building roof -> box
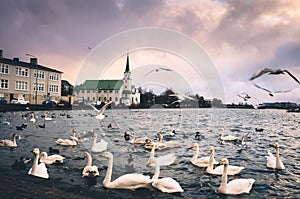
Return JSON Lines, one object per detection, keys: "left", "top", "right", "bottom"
{"left": 124, "top": 54, "right": 130, "bottom": 73}
{"left": 76, "top": 80, "right": 123, "bottom": 90}
{"left": 0, "top": 57, "right": 63, "bottom": 73}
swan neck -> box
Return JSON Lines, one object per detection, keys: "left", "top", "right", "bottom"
{"left": 103, "top": 156, "right": 113, "bottom": 186}
{"left": 32, "top": 153, "right": 39, "bottom": 173}
{"left": 192, "top": 145, "right": 199, "bottom": 161}
{"left": 150, "top": 145, "right": 155, "bottom": 158}
{"left": 13, "top": 135, "right": 17, "bottom": 146}
{"left": 275, "top": 147, "right": 281, "bottom": 168}
{"left": 152, "top": 158, "right": 160, "bottom": 180}
{"left": 220, "top": 164, "right": 228, "bottom": 190}
{"left": 86, "top": 153, "right": 92, "bottom": 166}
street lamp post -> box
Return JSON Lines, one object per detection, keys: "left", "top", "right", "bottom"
{"left": 25, "top": 53, "right": 38, "bottom": 105}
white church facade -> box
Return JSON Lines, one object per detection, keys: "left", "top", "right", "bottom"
{"left": 74, "top": 55, "right": 140, "bottom": 106}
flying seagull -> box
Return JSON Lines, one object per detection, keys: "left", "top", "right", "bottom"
{"left": 249, "top": 68, "right": 300, "bottom": 85}
{"left": 89, "top": 101, "right": 112, "bottom": 120}
{"left": 253, "top": 83, "right": 292, "bottom": 97}
{"left": 145, "top": 67, "right": 172, "bottom": 76}
{"left": 237, "top": 92, "right": 252, "bottom": 101}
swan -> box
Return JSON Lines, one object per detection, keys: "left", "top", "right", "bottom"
{"left": 266, "top": 143, "right": 285, "bottom": 170}
{"left": 189, "top": 143, "right": 217, "bottom": 167}
{"left": 146, "top": 143, "right": 176, "bottom": 166}
{"left": 0, "top": 132, "right": 18, "bottom": 147}
{"left": 145, "top": 133, "right": 180, "bottom": 150}
{"left": 218, "top": 158, "right": 255, "bottom": 195}
{"left": 39, "top": 152, "right": 65, "bottom": 165}
{"left": 101, "top": 152, "right": 152, "bottom": 190}
{"left": 90, "top": 101, "right": 112, "bottom": 120}
{"left": 44, "top": 113, "right": 53, "bottom": 121}
{"left": 55, "top": 137, "right": 78, "bottom": 146}
{"left": 144, "top": 139, "right": 168, "bottom": 150}
{"left": 220, "top": 128, "right": 238, "bottom": 141}
{"left": 91, "top": 133, "right": 108, "bottom": 153}
{"left": 205, "top": 146, "right": 244, "bottom": 175}
{"left": 82, "top": 151, "right": 99, "bottom": 177}
{"left": 129, "top": 131, "right": 149, "bottom": 145}
{"left": 147, "top": 157, "right": 184, "bottom": 193}
{"left": 28, "top": 148, "right": 49, "bottom": 179}
{"left": 30, "top": 113, "right": 36, "bottom": 123}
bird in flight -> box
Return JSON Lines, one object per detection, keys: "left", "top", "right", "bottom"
{"left": 145, "top": 67, "right": 172, "bottom": 76}
{"left": 89, "top": 101, "right": 112, "bottom": 120}
{"left": 237, "top": 92, "right": 252, "bottom": 101}
{"left": 252, "top": 83, "right": 292, "bottom": 97}
{"left": 249, "top": 68, "right": 300, "bottom": 85}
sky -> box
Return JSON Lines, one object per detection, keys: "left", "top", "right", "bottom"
{"left": 1, "top": 0, "right": 300, "bottom": 104}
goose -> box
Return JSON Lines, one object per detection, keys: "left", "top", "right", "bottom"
{"left": 220, "top": 128, "right": 238, "bottom": 141}
{"left": 82, "top": 151, "right": 99, "bottom": 177}
{"left": 0, "top": 132, "right": 18, "bottom": 147}
{"left": 55, "top": 137, "right": 78, "bottom": 146}
{"left": 218, "top": 158, "right": 255, "bottom": 195}
{"left": 147, "top": 157, "right": 184, "bottom": 193}
{"left": 101, "top": 152, "right": 152, "bottom": 190}
{"left": 146, "top": 143, "right": 176, "bottom": 167}
{"left": 266, "top": 143, "right": 285, "bottom": 170}
{"left": 91, "top": 133, "right": 108, "bottom": 153}
{"left": 28, "top": 148, "right": 49, "bottom": 179}
{"left": 189, "top": 143, "right": 217, "bottom": 167}
{"left": 39, "top": 152, "right": 65, "bottom": 165}
{"left": 205, "top": 146, "right": 244, "bottom": 175}
{"left": 90, "top": 101, "right": 112, "bottom": 120}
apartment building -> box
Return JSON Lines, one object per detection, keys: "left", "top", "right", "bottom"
{"left": 0, "top": 49, "right": 63, "bottom": 104}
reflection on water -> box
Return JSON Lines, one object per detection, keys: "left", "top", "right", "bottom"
{"left": 0, "top": 108, "right": 299, "bottom": 198}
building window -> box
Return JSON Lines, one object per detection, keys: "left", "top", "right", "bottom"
{"left": 0, "top": 79, "right": 8, "bottom": 89}
{"left": 49, "top": 85, "right": 59, "bottom": 93}
{"left": 16, "top": 67, "right": 28, "bottom": 77}
{"left": 49, "top": 73, "right": 59, "bottom": 81}
{"left": 15, "top": 81, "right": 28, "bottom": 91}
{"left": 87, "top": 90, "right": 90, "bottom": 93}
{"left": 34, "top": 83, "right": 44, "bottom": 92}
{"left": 115, "top": 97, "right": 118, "bottom": 101}
{"left": 0, "top": 64, "right": 9, "bottom": 74}
{"left": 34, "top": 70, "right": 45, "bottom": 79}
{"left": 81, "top": 90, "right": 85, "bottom": 93}
{"left": 109, "top": 90, "right": 113, "bottom": 93}
{"left": 115, "top": 90, "right": 118, "bottom": 93}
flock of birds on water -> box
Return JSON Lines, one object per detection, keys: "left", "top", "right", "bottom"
{"left": 0, "top": 101, "right": 288, "bottom": 196}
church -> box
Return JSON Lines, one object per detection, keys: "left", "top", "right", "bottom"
{"left": 74, "top": 55, "right": 140, "bottom": 106}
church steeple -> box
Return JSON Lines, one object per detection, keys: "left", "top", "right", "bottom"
{"left": 124, "top": 54, "right": 130, "bottom": 73}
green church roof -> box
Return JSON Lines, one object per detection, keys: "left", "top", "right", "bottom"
{"left": 76, "top": 80, "right": 123, "bottom": 90}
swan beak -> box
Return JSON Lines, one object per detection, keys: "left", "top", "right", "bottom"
{"left": 219, "top": 159, "right": 226, "bottom": 165}
{"left": 101, "top": 153, "right": 107, "bottom": 157}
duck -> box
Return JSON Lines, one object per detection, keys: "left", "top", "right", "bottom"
{"left": 91, "top": 133, "right": 108, "bottom": 153}
{"left": 101, "top": 152, "right": 152, "bottom": 190}
{"left": 49, "top": 147, "right": 60, "bottom": 154}
{"left": 55, "top": 137, "right": 78, "bottom": 146}
{"left": 147, "top": 157, "right": 183, "bottom": 193}
{"left": 205, "top": 146, "right": 244, "bottom": 175}
{"left": 146, "top": 143, "right": 176, "bottom": 167}
{"left": 36, "top": 124, "right": 46, "bottom": 128}
{"left": 189, "top": 143, "right": 217, "bottom": 167}
{"left": 124, "top": 131, "right": 131, "bottom": 141}
{"left": 266, "top": 143, "right": 285, "bottom": 170}
{"left": 220, "top": 128, "right": 238, "bottom": 141}
{"left": 218, "top": 158, "right": 255, "bottom": 195}
{"left": 90, "top": 101, "right": 112, "bottom": 120}
{"left": 39, "top": 152, "right": 65, "bottom": 165}
{"left": 12, "top": 157, "right": 31, "bottom": 170}
{"left": 82, "top": 151, "right": 99, "bottom": 177}
{"left": 0, "top": 132, "right": 18, "bottom": 147}
{"left": 28, "top": 148, "right": 49, "bottom": 179}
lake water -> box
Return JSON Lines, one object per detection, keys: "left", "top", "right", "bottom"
{"left": 0, "top": 108, "right": 299, "bottom": 198}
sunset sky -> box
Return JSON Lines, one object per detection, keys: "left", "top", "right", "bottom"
{"left": 1, "top": 0, "right": 300, "bottom": 104}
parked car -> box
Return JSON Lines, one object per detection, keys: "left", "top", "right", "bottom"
{"left": 0, "top": 97, "right": 7, "bottom": 104}
{"left": 11, "top": 97, "right": 30, "bottom": 104}
{"left": 42, "top": 99, "right": 57, "bottom": 107}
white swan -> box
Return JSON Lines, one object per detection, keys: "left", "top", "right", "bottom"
{"left": 206, "top": 146, "right": 244, "bottom": 175}
{"left": 90, "top": 101, "right": 112, "bottom": 120}
{"left": 130, "top": 131, "right": 149, "bottom": 145}
{"left": 39, "top": 152, "right": 65, "bottom": 165}
{"left": 220, "top": 128, "right": 238, "bottom": 141}
{"left": 266, "top": 143, "right": 285, "bottom": 170}
{"left": 145, "top": 133, "right": 180, "bottom": 150}
{"left": 91, "top": 133, "right": 108, "bottom": 153}
{"left": 30, "top": 113, "right": 36, "bottom": 123}
{"left": 218, "top": 158, "right": 255, "bottom": 195}
{"left": 189, "top": 143, "right": 217, "bottom": 167}
{"left": 144, "top": 139, "right": 168, "bottom": 150}
{"left": 0, "top": 132, "right": 18, "bottom": 147}
{"left": 82, "top": 151, "right": 99, "bottom": 177}
{"left": 28, "top": 148, "right": 49, "bottom": 179}
{"left": 55, "top": 137, "right": 78, "bottom": 146}
{"left": 147, "top": 157, "right": 184, "bottom": 193}
{"left": 146, "top": 143, "right": 176, "bottom": 167}
{"left": 101, "top": 152, "right": 152, "bottom": 190}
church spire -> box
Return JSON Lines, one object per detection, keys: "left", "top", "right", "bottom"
{"left": 124, "top": 54, "right": 130, "bottom": 73}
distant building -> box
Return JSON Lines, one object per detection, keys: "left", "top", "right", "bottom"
{"left": 74, "top": 55, "right": 140, "bottom": 106}
{"left": 0, "top": 49, "right": 63, "bottom": 104}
